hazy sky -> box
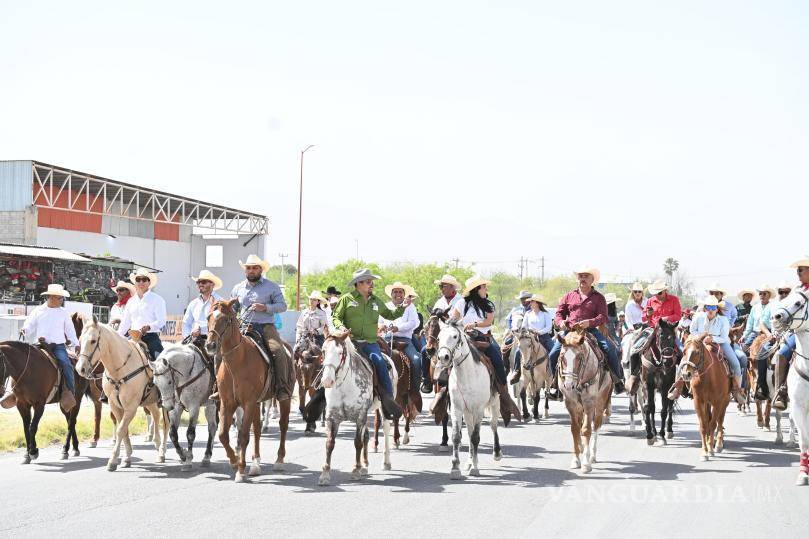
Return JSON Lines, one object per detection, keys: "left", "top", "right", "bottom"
{"left": 1, "top": 1, "right": 806, "bottom": 295}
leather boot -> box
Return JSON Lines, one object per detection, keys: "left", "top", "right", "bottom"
{"left": 509, "top": 369, "right": 521, "bottom": 385}
{"left": 304, "top": 387, "right": 326, "bottom": 422}
{"left": 612, "top": 372, "right": 625, "bottom": 394}
{"left": 626, "top": 374, "right": 639, "bottom": 396}
{"left": 667, "top": 378, "right": 685, "bottom": 400}
{"left": 0, "top": 391, "right": 17, "bottom": 409}
{"left": 430, "top": 386, "right": 448, "bottom": 416}
{"left": 209, "top": 381, "right": 220, "bottom": 401}
{"left": 497, "top": 382, "right": 521, "bottom": 426}
{"left": 548, "top": 377, "right": 563, "bottom": 401}
{"left": 731, "top": 375, "right": 745, "bottom": 405}
{"left": 420, "top": 380, "right": 433, "bottom": 394}
{"left": 773, "top": 354, "right": 789, "bottom": 411}
{"left": 381, "top": 393, "right": 402, "bottom": 420}
{"left": 60, "top": 390, "right": 77, "bottom": 412}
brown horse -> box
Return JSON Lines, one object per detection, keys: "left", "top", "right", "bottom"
{"left": 729, "top": 324, "right": 752, "bottom": 415}
{"left": 423, "top": 308, "right": 453, "bottom": 450}
{"left": 206, "top": 299, "right": 291, "bottom": 482}
{"left": 681, "top": 335, "right": 731, "bottom": 460}
{"left": 373, "top": 338, "right": 423, "bottom": 450}
{"left": 294, "top": 333, "right": 324, "bottom": 434}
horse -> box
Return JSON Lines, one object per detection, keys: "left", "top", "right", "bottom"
{"left": 514, "top": 328, "right": 552, "bottom": 422}
{"left": 151, "top": 343, "right": 218, "bottom": 471}
{"left": 749, "top": 334, "right": 797, "bottom": 445}
{"left": 771, "top": 290, "right": 809, "bottom": 485}
{"left": 435, "top": 319, "right": 501, "bottom": 480}
{"left": 205, "top": 299, "right": 291, "bottom": 482}
{"left": 294, "top": 332, "right": 324, "bottom": 434}
{"left": 620, "top": 331, "right": 641, "bottom": 433}
{"left": 423, "top": 307, "right": 451, "bottom": 451}
{"left": 680, "top": 335, "right": 731, "bottom": 460}
{"left": 638, "top": 320, "right": 678, "bottom": 445}
{"left": 556, "top": 328, "right": 613, "bottom": 474}
{"left": 373, "top": 336, "right": 423, "bottom": 450}
{"left": 76, "top": 317, "right": 168, "bottom": 470}
{"left": 317, "top": 332, "right": 396, "bottom": 486}
{"left": 729, "top": 324, "right": 752, "bottom": 415}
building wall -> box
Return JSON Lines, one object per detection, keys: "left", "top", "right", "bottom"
{"left": 0, "top": 160, "right": 32, "bottom": 211}
{"left": 189, "top": 234, "right": 268, "bottom": 296}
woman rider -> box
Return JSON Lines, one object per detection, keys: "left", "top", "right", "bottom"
{"left": 295, "top": 290, "right": 329, "bottom": 348}
{"left": 510, "top": 294, "right": 554, "bottom": 385}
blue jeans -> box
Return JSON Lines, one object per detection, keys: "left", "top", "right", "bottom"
{"left": 483, "top": 339, "right": 507, "bottom": 385}
{"left": 513, "top": 333, "right": 554, "bottom": 371}
{"left": 141, "top": 332, "right": 164, "bottom": 361}
{"left": 549, "top": 328, "right": 622, "bottom": 378}
{"left": 359, "top": 342, "right": 393, "bottom": 396}
{"left": 719, "top": 341, "right": 741, "bottom": 377}
{"left": 395, "top": 337, "right": 422, "bottom": 388}
{"left": 52, "top": 343, "right": 76, "bottom": 394}
{"left": 779, "top": 333, "right": 796, "bottom": 358}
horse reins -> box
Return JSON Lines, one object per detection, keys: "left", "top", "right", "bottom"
{"left": 559, "top": 340, "right": 599, "bottom": 392}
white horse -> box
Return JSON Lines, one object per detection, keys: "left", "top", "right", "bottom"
{"left": 435, "top": 320, "right": 501, "bottom": 479}
{"left": 152, "top": 343, "right": 218, "bottom": 471}
{"left": 76, "top": 318, "right": 168, "bottom": 471}
{"left": 514, "top": 328, "right": 552, "bottom": 422}
{"left": 771, "top": 289, "right": 809, "bottom": 485}
{"left": 317, "top": 333, "right": 396, "bottom": 486}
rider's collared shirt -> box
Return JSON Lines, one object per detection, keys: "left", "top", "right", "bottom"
{"left": 182, "top": 292, "right": 223, "bottom": 338}
{"left": 296, "top": 307, "right": 329, "bottom": 341}
{"left": 736, "top": 302, "right": 753, "bottom": 320}
{"left": 521, "top": 309, "right": 553, "bottom": 334}
{"left": 690, "top": 312, "right": 730, "bottom": 344}
{"left": 380, "top": 301, "right": 419, "bottom": 339}
{"left": 230, "top": 277, "right": 287, "bottom": 325}
{"left": 332, "top": 290, "right": 404, "bottom": 342}
{"left": 643, "top": 294, "right": 682, "bottom": 328}
{"left": 743, "top": 301, "right": 775, "bottom": 339}
{"left": 117, "top": 290, "right": 167, "bottom": 336}
{"left": 23, "top": 304, "right": 79, "bottom": 346}
{"left": 554, "top": 288, "right": 608, "bottom": 329}
{"left": 432, "top": 293, "right": 462, "bottom": 313}
{"left": 624, "top": 298, "right": 647, "bottom": 327}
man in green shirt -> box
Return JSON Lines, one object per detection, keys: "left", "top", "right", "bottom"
{"left": 331, "top": 268, "right": 407, "bottom": 419}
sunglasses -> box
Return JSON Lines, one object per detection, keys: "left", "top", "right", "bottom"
{"left": 135, "top": 277, "right": 150, "bottom": 283}
{"left": 197, "top": 280, "right": 212, "bottom": 285}
{"left": 632, "top": 291, "right": 642, "bottom": 294}
{"left": 656, "top": 292, "right": 665, "bottom": 296}
{"left": 704, "top": 305, "right": 718, "bottom": 311}
{"left": 116, "top": 288, "right": 129, "bottom": 293}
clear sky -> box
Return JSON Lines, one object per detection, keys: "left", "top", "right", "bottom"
{"left": 1, "top": 1, "right": 806, "bottom": 295}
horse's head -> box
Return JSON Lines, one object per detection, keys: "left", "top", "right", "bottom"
{"left": 206, "top": 299, "right": 238, "bottom": 356}
{"left": 77, "top": 314, "right": 103, "bottom": 378}
{"left": 515, "top": 328, "right": 540, "bottom": 360}
{"left": 558, "top": 328, "right": 588, "bottom": 392}
{"left": 656, "top": 319, "right": 678, "bottom": 362}
{"left": 151, "top": 347, "right": 180, "bottom": 412}
{"left": 321, "top": 331, "right": 351, "bottom": 388}
{"left": 424, "top": 308, "right": 450, "bottom": 358}
{"left": 680, "top": 335, "right": 707, "bottom": 382}
{"left": 771, "top": 289, "right": 809, "bottom": 333}
{"left": 435, "top": 319, "right": 465, "bottom": 374}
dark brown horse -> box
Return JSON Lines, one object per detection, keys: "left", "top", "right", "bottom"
{"left": 206, "top": 299, "right": 292, "bottom": 482}
{"left": 294, "top": 332, "right": 324, "bottom": 434}
{"left": 373, "top": 338, "right": 423, "bottom": 450}
{"left": 423, "top": 307, "right": 451, "bottom": 451}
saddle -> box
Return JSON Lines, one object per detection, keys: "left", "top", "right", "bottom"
{"left": 467, "top": 329, "right": 492, "bottom": 351}
{"left": 36, "top": 342, "right": 77, "bottom": 407}
{"left": 354, "top": 340, "right": 391, "bottom": 401}
{"left": 582, "top": 332, "right": 607, "bottom": 368}
{"left": 630, "top": 326, "right": 655, "bottom": 356}
{"left": 706, "top": 341, "right": 732, "bottom": 378}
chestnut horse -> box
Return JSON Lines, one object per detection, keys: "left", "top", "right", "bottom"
{"left": 681, "top": 335, "right": 731, "bottom": 460}
{"left": 295, "top": 333, "right": 324, "bottom": 434}
{"left": 206, "top": 299, "right": 291, "bottom": 482}
{"left": 373, "top": 338, "right": 423, "bottom": 450}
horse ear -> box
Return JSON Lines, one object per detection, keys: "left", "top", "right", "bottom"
{"left": 91, "top": 314, "right": 98, "bottom": 325}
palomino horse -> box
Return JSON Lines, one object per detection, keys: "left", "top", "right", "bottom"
{"left": 680, "top": 335, "right": 731, "bottom": 460}
{"left": 514, "top": 328, "right": 552, "bottom": 422}
{"left": 423, "top": 308, "right": 451, "bottom": 451}
{"left": 435, "top": 320, "right": 502, "bottom": 480}
{"left": 749, "top": 334, "right": 797, "bottom": 445}
{"left": 556, "top": 328, "right": 613, "bottom": 474}
{"left": 318, "top": 332, "right": 396, "bottom": 486}
{"left": 638, "top": 320, "right": 677, "bottom": 445}
{"left": 295, "top": 332, "right": 324, "bottom": 434}
{"left": 152, "top": 343, "right": 218, "bottom": 471}
{"left": 771, "top": 289, "right": 809, "bottom": 485}
{"left": 0, "top": 324, "right": 89, "bottom": 463}
{"left": 76, "top": 318, "right": 168, "bottom": 470}
{"left": 206, "top": 299, "right": 291, "bottom": 482}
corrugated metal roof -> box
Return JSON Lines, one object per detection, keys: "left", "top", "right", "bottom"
{"left": 0, "top": 243, "right": 90, "bottom": 262}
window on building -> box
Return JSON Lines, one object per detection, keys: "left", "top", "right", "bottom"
{"left": 206, "top": 245, "right": 223, "bottom": 268}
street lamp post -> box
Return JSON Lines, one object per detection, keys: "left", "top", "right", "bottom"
{"left": 296, "top": 144, "right": 315, "bottom": 311}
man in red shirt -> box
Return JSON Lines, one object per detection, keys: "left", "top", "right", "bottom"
{"left": 548, "top": 266, "right": 625, "bottom": 395}
{"left": 643, "top": 280, "right": 683, "bottom": 328}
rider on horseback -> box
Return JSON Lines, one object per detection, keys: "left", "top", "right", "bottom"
{"left": 117, "top": 268, "right": 167, "bottom": 361}
{"left": 380, "top": 282, "right": 423, "bottom": 394}
{"left": 707, "top": 283, "right": 748, "bottom": 380}
{"left": 772, "top": 259, "right": 809, "bottom": 410}
{"left": 20, "top": 284, "right": 79, "bottom": 411}
{"left": 331, "top": 268, "right": 407, "bottom": 420}
{"left": 109, "top": 280, "right": 134, "bottom": 329}
{"left": 183, "top": 270, "right": 224, "bottom": 348}
{"left": 735, "top": 288, "right": 755, "bottom": 323}
{"left": 509, "top": 294, "right": 554, "bottom": 387}
{"left": 742, "top": 284, "right": 778, "bottom": 401}
{"left": 624, "top": 282, "right": 647, "bottom": 331}
{"left": 420, "top": 274, "right": 463, "bottom": 393}
{"left": 548, "top": 266, "right": 625, "bottom": 394}
{"left": 295, "top": 291, "right": 329, "bottom": 348}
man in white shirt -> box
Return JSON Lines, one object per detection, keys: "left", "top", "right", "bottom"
{"left": 183, "top": 270, "right": 224, "bottom": 347}
{"left": 21, "top": 284, "right": 79, "bottom": 410}
{"left": 624, "top": 282, "right": 647, "bottom": 330}
{"left": 117, "top": 268, "right": 167, "bottom": 360}
{"left": 381, "top": 282, "right": 423, "bottom": 390}
{"left": 431, "top": 274, "right": 462, "bottom": 312}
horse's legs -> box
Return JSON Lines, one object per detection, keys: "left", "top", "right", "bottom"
{"left": 202, "top": 402, "right": 217, "bottom": 466}
{"left": 715, "top": 400, "right": 728, "bottom": 453}
{"left": 520, "top": 388, "right": 529, "bottom": 420}
{"left": 168, "top": 407, "right": 184, "bottom": 464}
{"left": 275, "top": 398, "right": 291, "bottom": 470}
{"left": 567, "top": 405, "right": 582, "bottom": 469}
{"left": 61, "top": 408, "right": 71, "bottom": 458}
{"left": 440, "top": 414, "right": 450, "bottom": 450}
{"left": 235, "top": 403, "right": 255, "bottom": 482}
{"left": 373, "top": 410, "right": 380, "bottom": 452}
{"left": 450, "top": 405, "right": 463, "bottom": 479}
{"left": 532, "top": 389, "right": 540, "bottom": 421}
{"left": 774, "top": 409, "right": 784, "bottom": 444}
{"left": 643, "top": 379, "right": 655, "bottom": 444}
{"left": 70, "top": 403, "right": 81, "bottom": 455}
{"left": 296, "top": 366, "right": 306, "bottom": 416}
{"left": 491, "top": 402, "right": 502, "bottom": 461}
{"left": 249, "top": 409, "right": 261, "bottom": 477}
{"left": 382, "top": 416, "right": 392, "bottom": 471}
{"left": 467, "top": 419, "right": 481, "bottom": 476}
{"left": 764, "top": 399, "right": 772, "bottom": 431}
{"left": 108, "top": 405, "right": 133, "bottom": 470}
{"left": 91, "top": 393, "right": 101, "bottom": 447}
{"left": 217, "top": 402, "right": 238, "bottom": 471}
{"left": 362, "top": 421, "right": 370, "bottom": 469}
{"left": 755, "top": 399, "right": 764, "bottom": 428}
{"left": 144, "top": 403, "right": 165, "bottom": 463}
{"left": 17, "top": 404, "right": 32, "bottom": 464}
{"left": 351, "top": 421, "right": 364, "bottom": 480}
{"left": 319, "top": 416, "right": 338, "bottom": 486}
{"left": 659, "top": 394, "right": 670, "bottom": 445}
{"left": 186, "top": 405, "right": 200, "bottom": 469}
{"left": 666, "top": 396, "right": 674, "bottom": 436}
{"left": 393, "top": 416, "right": 401, "bottom": 449}
{"left": 29, "top": 404, "right": 45, "bottom": 460}
{"left": 580, "top": 409, "right": 593, "bottom": 473}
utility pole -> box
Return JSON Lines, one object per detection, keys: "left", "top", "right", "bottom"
{"left": 296, "top": 144, "right": 315, "bottom": 312}
{"left": 518, "top": 256, "right": 526, "bottom": 281}
{"left": 451, "top": 257, "right": 460, "bottom": 270}
{"left": 278, "top": 253, "right": 288, "bottom": 287}
{"left": 540, "top": 256, "right": 545, "bottom": 286}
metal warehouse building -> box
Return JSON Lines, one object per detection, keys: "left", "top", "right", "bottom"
{"left": 0, "top": 160, "right": 269, "bottom": 315}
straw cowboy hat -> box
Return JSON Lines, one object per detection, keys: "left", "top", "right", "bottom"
{"left": 736, "top": 288, "right": 755, "bottom": 302}
{"left": 706, "top": 282, "right": 727, "bottom": 295}
{"left": 129, "top": 268, "right": 158, "bottom": 289}
{"left": 604, "top": 293, "right": 619, "bottom": 304}
{"left": 41, "top": 283, "right": 70, "bottom": 298}
{"left": 756, "top": 284, "right": 776, "bottom": 297}
{"left": 647, "top": 280, "right": 668, "bottom": 295}
{"left": 111, "top": 280, "right": 136, "bottom": 295}
{"left": 405, "top": 286, "right": 419, "bottom": 298}
{"left": 527, "top": 293, "right": 546, "bottom": 305}
{"left": 433, "top": 274, "right": 462, "bottom": 289}
{"left": 238, "top": 254, "right": 270, "bottom": 273}
{"left": 191, "top": 269, "right": 223, "bottom": 291}
{"left": 776, "top": 280, "right": 792, "bottom": 292}
{"left": 308, "top": 290, "right": 327, "bottom": 306}
{"left": 384, "top": 281, "right": 409, "bottom": 298}
{"left": 347, "top": 268, "right": 381, "bottom": 287}
{"left": 573, "top": 265, "right": 600, "bottom": 285}
{"left": 462, "top": 275, "right": 491, "bottom": 297}
{"left": 630, "top": 282, "right": 645, "bottom": 292}
{"left": 789, "top": 255, "right": 809, "bottom": 268}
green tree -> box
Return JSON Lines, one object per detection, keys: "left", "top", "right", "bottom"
{"left": 663, "top": 257, "right": 679, "bottom": 285}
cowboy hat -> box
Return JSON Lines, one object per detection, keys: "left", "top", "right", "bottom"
{"left": 308, "top": 290, "right": 327, "bottom": 305}
{"left": 736, "top": 288, "right": 755, "bottom": 302}
{"left": 756, "top": 284, "right": 776, "bottom": 297}
{"left": 405, "top": 286, "right": 419, "bottom": 298}
{"left": 433, "top": 274, "right": 461, "bottom": 289}
{"left": 111, "top": 280, "right": 136, "bottom": 295}
{"left": 776, "top": 281, "right": 792, "bottom": 292}
{"left": 630, "top": 282, "right": 645, "bottom": 292}
{"left": 462, "top": 275, "right": 491, "bottom": 297}
{"left": 129, "top": 268, "right": 158, "bottom": 289}
{"left": 647, "top": 280, "right": 668, "bottom": 295}
{"left": 238, "top": 254, "right": 270, "bottom": 273}
{"left": 516, "top": 290, "right": 532, "bottom": 300}
{"left": 325, "top": 285, "right": 342, "bottom": 296}
{"left": 706, "top": 282, "right": 727, "bottom": 295}
{"left": 527, "top": 293, "right": 546, "bottom": 305}
{"left": 604, "top": 292, "right": 618, "bottom": 304}
{"left": 347, "top": 268, "right": 381, "bottom": 287}
{"left": 702, "top": 295, "right": 720, "bottom": 307}
{"left": 329, "top": 295, "right": 340, "bottom": 305}
{"left": 191, "top": 269, "right": 223, "bottom": 291}
{"left": 40, "top": 283, "right": 70, "bottom": 298}
{"left": 384, "top": 281, "right": 409, "bottom": 298}
{"left": 573, "top": 265, "right": 600, "bottom": 285}
{"left": 789, "top": 255, "right": 809, "bottom": 268}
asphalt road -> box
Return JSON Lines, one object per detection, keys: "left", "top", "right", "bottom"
{"left": 0, "top": 394, "right": 806, "bottom": 538}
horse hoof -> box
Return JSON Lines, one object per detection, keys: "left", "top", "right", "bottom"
{"left": 534, "top": 418, "right": 541, "bottom": 424}
{"left": 21, "top": 455, "right": 31, "bottom": 465}
{"left": 439, "top": 444, "right": 450, "bottom": 453}
{"left": 450, "top": 469, "right": 463, "bottom": 480}
{"left": 522, "top": 414, "right": 531, "bottom": 421}
{"left": 107, "top": 463, "right": 118, "bottom": 471}
{"left": 646, "top": 438, "right": 655, "bottom": 446}
{"left": 262, "top": 426, "right": 269, "bottom": 434}
{"left": 786, "top": 441, "right": 796, "bottom": 449}
{"left": 383, "top": 462, "right": 392, "bottom": 471}
{"left": 123, "top": 459, "right": 132, "bottom": 468}
{"left": 796, "top": 473, "right": 809, "bottom": 486}
{"left": 361, "top": 467, "right": 369, "bottom": 477}
{"left": 667, "top": 430, "right": 674, "bottom": 437}
{"left": 201, "top": 458, "right": 211, "bottom": 468}
{"left": 716, "top": 445, "right": 724, "bottom": 454}
{"left": 156, "top": 455, "right": 165, "bottom": 464}
{"left": 350, "top": 469, "right": 363, "bottom": 481}
{"left": 709, "top": 450, "right": 715, "bottom": 457}
{"left": 272, "top": 461, "right": 284, "bottom": 472}
{"left": 30, "top": 450, "right": 39, "bottom": 461}
{"left": 469, "top": 468, "right": 480, "bottom": 477}
{"left": 581, "top": 463, "right": 592, "bottom": 474}
{"left": 775, "top": 438, "right": 784, "bottom": 446}
{"left": 394, "top": 441, "right": 400, "bottom": 449}
{"left": 569, "top": 458, "right": 580, "bottom": 469}
{"left": 89, "top": 441, "right": 97, "bottom": 448}
{"left": 629, "top": 424, "right": 635, "bottom": 432}
{"left": 494, "top": 452, "right": 502, "bottom": 462}
{"left": 318, "top": 473, "right": 331, "bottom": 486}
{"left": 61, "top": 452, "right": 68, "bottom": 460}
{"left": 659, "top": 437, "right": 668, "bottom": 446}
{"left": 701, "top": 454, "right": 709, "bottom": 462}
{"left": 235, "top": 472, "right": 246, "bottom": 483}
{"left": 72, "top": 450, "right": 80, "bottom": 457}
{"left": 756, "top": 419, "right": 764, "bottom": 428}
{"left": 543, "top": 411, "right": 550, "bottom": 419}
{"left": 589, "top": 456, "right": 598, "bottom": 464}
{"left": 249, "top": 464, "right": 261, "bottom": 477}
{"left": 403, "top": 434, "right": 410, "bottom": 445}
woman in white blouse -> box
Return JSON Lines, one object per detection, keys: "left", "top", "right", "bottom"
{"left": 511, "top": 294, "right": 554, "bottom": 382}
{"left": 295, "top": 291, "right": 329, "bottom": 347}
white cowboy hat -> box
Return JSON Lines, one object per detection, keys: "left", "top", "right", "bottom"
{"left": 618, "top": 311, "right": 625, "bottom": 317}
{"left": 736, "top": 288, "right": 755, "bottom": 302}
{"left": 527, "top": 293, "right": 546, "bottom": 305}
{"left": 405, "top": 286, "right": 419, "bottom": 298}
{"left": 702, "top": 295, "right": 720, "bottom": 307}
{"left": 756, "top": 284, "right": 776, "bottom": 297}
{"left": 516, "top": 290, "right": 532, "bottom": 300}
{"left": 433, "top": 274, "right": 461, "bottom": 289}
{"left": 329, "top": 295, "right": 340, "bottom": 305}
{"left": 347, "top": 268, "right": 381, "bottom": 287}
{"left": 604, "top": 292, "right": 618, "bottom": 304}
{"left": 129, "top": 268, "right": 158, "bottom": 289}
{"left": 573, "top": 265, "right": 601, "bottom": 285}
{"left": 789, "top": 255, "right": 809, "bottom": 268}
{"left": 41, "top": 283, "right": 70, "bottom": 298}
{"left": 776, "top": 281, "right": 792, "bottom": 292}
{"left": 238, "top": 254, "right": 270, "bottom": 273}
{"left": 191, "top": 269, "right": 223, "bottom": 291}
{"left": 308, "top": 290, "right": 327, "bottom": 306}
{"left": 110, "top": 280, "right": 136, "bottom": 295}
{"left": 630, "top": 282, "right": 645, "bottom": 292}
{"left": 462, "top": 275, "right": 491, "bottom": 297}
{"left": 384, "top": 281, "right": 409, "bottom": 298}
{"left": 706, "top": 282, "right": 727, "bottom": 295}
{"left": 647, "top": 280, "right": 668, "bottom": 295}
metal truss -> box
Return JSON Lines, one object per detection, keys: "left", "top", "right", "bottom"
{"left": 30, "top": 161, "right": 268, "bottom": 235}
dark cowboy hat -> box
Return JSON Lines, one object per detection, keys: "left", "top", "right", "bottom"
{"left": 325, "top": 285, "right": 342, "bottom": 295}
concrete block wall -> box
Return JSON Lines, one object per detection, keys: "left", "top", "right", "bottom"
{"left": 0, "top": 211, "right": 25, "bottom": 243}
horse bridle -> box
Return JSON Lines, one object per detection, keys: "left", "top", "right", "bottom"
{"left": 773, "top": 290, "right": 809, "bottom": 332}
{"left": 436, "top": 325, "right": 469, "bottom": 369}
{"left": 319, "top": 338, "right": 349, "bottom": 387}
{"left": 78, "top": 331, "right": 103, "bottom": 374}
{"left": 559, "top": 340, "right": 597, "bottom": 392}
{"left": 207, "top": 309, "right": 245, "bottom": 358}
{"left": 516, "top": 329, "right": 545, "bottom": 370}
{"left": 680, "top": 339, "right": 716, "bottom": 378}
{"left": 153, "top": 351, "right": 208, "bottom": 402}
